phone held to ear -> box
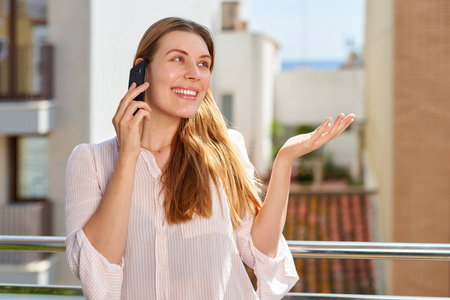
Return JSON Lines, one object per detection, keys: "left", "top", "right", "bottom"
{"left": 128, "top": 59, "right": 148, "bottom": 101}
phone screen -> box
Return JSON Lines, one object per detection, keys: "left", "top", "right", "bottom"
{"left": 128, "top": 59, "right": 148, "bottom": 101}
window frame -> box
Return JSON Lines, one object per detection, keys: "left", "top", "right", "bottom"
{"left": 8, "top": 135, "right": 48, "bottom": 203}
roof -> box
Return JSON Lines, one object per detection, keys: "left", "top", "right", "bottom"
{"left": 247, "top": 185, "right": 376, "bottom": 294}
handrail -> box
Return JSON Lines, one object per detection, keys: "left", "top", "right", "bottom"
{"left": 284, "top": 293, "right": 450, "bottom": 299}
{"left": 1, "top": 236, "right": 450, "bottom": 261}
{"left": 1, "top": 236, "right": 450, "bottom": 298}
{"left": 0, "top": 283, "right": 83, "bottom": 296}
{"left": 288, "top": 240, "right": 450, "bottom": 261}
{"left": 1, "top": 284, "right": 449, "bottom": 299}
{"left": 0, "top": 236, "right": 65, "bottom": 252}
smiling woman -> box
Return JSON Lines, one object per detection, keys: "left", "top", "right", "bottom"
{"left": 64, "top": 16, "right": 353, "bottom": 300}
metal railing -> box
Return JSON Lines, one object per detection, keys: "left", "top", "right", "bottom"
{"left": 1, "top": 236, "right": 450, "bottom": 299}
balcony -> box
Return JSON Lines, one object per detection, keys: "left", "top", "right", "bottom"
{"left": 0, "top": 44, "right": 56, "bottom": 135}
{"left": 0, "top": 236, "right": 449, "bottom": 299}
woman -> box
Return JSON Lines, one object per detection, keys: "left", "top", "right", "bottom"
{"left": 65, "top": 17, "right": 354, "bottom": 299}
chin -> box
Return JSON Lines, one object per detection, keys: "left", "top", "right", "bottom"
{"left": 179, "top": 111, "right": 198, "bottom": 119}
{"left": 177, "top": 104, "right": 202, "bottom": 119}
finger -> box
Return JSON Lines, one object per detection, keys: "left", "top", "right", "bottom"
{"left": 333, "top": 114, "right": 355, "bottom": 136}
{"left": 116, "top": 82, "right": 149, "bottom": 118}
{"left": 118, "top": 82, "right": 137, "bottom": 107}
{"left": 327, "top": 113, "right": 345, "bottom": 136}
{"left": 126, "top": 81, "right": 149, "bottom": 102}
{"left": 122, "top": 100, "right": 152, "bottom": 121}
{"left": 130, "top": 107, "right": 151, "bottom": 126}
{"left": 314, "top": 114, "right": 345, "bottom": 147}
{"left": 336, "top": 116, "right": 355, "bottom": 135}
{"left": 310, "top": 117, "right": 331, "bottom": 143}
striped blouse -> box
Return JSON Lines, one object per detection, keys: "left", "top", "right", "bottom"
{"left": 65, "top": 129, "right": 298, "bottom": 300}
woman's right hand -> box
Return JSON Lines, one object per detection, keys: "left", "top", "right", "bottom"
{"left": 112, "top": 82, "right": 151, "bottom": 159}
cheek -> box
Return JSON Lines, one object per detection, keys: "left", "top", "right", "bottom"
{"left": 202, "top": 73, "right": 211, "bottom": 88}
{"left": 151, "top": 65, "right": 177, "bottom": 86}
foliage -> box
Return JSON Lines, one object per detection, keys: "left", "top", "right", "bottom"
{"left": 323, "top": 155, "right": 351, "bottom": 181}
{"left": 296, "top": 158, "right": 314, "bottom": 184}
{"left": 294, "top": 124, "right": 316, "bottom": 135}
{"left": 295, "top": 124, "right": 320, "bottom": 159}
{"left": 271, "top": 120, "right": 285, "bottom": 159}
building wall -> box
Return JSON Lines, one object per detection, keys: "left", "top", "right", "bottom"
{"left": 364, "top": 0, "right": 394, "bottom": 292}
{"left": 365, "top": 0, "right": 450, "bottom": 295}
{"left": 392, "top": 0, "right": 450, "bottom": 296}
{"left": 47, "top": 0, "right": 92, "bottom": 285}
{"left": 275, "top": 68, "right": 365, "bottom": 126}
{"left": 364, "top": 0, "right": 394, "bottom": 241}
{"left": 213, "top": 32, "right": 277, "bottom": 176}
{"left": 250, "top": 34, "right": 278, "bottom": 175}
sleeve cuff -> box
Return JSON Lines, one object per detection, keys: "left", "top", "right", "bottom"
{"left": 250, "top": 234, "right": 299, "bottom": 279}
{"left": 77, "top": 229, "right": 124, "bottom": 273}
{"left": 249, "top": 235, "right": 285, "bottom": 266}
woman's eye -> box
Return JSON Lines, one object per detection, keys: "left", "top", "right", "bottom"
{"left": 173, "top": 57, "right": 183, "bottom": 62}
{"left": 199, "top": 61, "right": 209, "bottom": 68}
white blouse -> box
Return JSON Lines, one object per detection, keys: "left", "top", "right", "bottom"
{"left": 65, "top": 129, "right": 298, "bottom": 299}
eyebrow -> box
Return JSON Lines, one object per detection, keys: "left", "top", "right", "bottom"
{"left": 166, "top": 49, "right": 211, "bottom": 60}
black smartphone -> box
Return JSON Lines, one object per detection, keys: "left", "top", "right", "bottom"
{"left": 128, "top": 59, "right": 148, "bottom": 101}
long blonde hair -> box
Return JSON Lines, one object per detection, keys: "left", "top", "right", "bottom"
{"left": 134, "top": 17, "right": 262, "bottom": 228}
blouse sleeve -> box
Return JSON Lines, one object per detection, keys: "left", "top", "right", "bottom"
{"left": 65, "top": 143, "right": 124, "bottom": 299}
{"left": 228, "top": 129, "right": 299, "bottom": 300}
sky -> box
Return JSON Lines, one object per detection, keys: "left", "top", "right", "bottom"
{"left": 248, "top": 0, "right": 366, "bottom": 62}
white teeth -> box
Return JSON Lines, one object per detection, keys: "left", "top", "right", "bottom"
{"left": 172, "top": 88, "right": 197, "bottom": 96}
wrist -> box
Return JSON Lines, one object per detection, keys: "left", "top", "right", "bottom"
{"left": 118, "top": 151, "right": 139, "bottom": 165}
{"left": 274, "top": 147, "right": 295, "bottom": 168}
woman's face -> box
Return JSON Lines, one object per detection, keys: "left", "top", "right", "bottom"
{"left": 145, "top": 30, "right": 212, "bottom": 121}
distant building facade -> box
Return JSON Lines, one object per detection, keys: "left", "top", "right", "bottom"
{"left": 274, "top": 66, "right": 365, "bottom": 182}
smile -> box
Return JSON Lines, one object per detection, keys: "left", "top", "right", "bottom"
{"left": 171, "top": 88, "right": 197, "bottom": 96}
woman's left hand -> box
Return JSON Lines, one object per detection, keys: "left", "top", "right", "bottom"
{"left": 277, "top": 113, "right": 355, "bottom": 165}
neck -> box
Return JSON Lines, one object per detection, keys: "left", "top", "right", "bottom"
{"left": 140, "top": 114, "right": 180, "bottom": 151}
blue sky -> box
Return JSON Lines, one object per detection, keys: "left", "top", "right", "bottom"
{"left": 248, "top": 0, "right": 366, "bottom": 62}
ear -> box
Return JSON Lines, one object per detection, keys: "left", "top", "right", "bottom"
{"left": 134, "top": 57, "right": 144, "bottom": 66}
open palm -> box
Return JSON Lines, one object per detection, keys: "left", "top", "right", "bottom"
{"left": 279, "top": 113, "right": 355, "bottom": 164}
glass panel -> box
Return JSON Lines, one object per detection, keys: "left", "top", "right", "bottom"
{"left": 17, "top": 135, "right": 48, "bottom": 199}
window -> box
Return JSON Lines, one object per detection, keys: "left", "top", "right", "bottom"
{"left": 9, "top": 135, "right": 48, "bottom": 201}
{"left": 221, "top": 93, "right": 234, "bottom": 127}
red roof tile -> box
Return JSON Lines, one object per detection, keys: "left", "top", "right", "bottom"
{"left": 246, "top": 186, "right": 376, "bottom": 294}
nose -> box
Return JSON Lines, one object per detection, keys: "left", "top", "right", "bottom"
{"left": 184, "top": 62, "right": 201, "bottom": 81}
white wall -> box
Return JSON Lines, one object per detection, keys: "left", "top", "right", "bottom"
{"left": 213, "top": 32, "right": 278, "bottom": 175}
{"left": 214, "top": 32, "right": 254, "bottom": 146}
{"left": 275, "top": 68, "right": 365, "bottom": 125}
{"left": 250, "top": 34, "right": 279, "bottom": 175}
{"left": 89, "top": 0, "right": 221, "bottom": 143}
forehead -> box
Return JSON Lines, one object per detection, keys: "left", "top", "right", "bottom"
{"left": 157, "top": 30, "right": 210, "bottom": 57}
